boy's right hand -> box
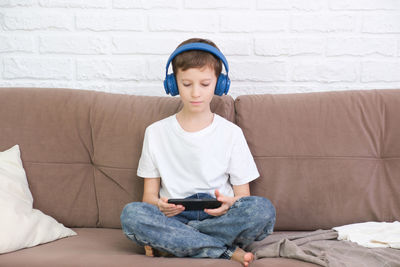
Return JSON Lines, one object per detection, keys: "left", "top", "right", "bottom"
{"left": 158, "top": 197, "right": 185, "bottom": 217}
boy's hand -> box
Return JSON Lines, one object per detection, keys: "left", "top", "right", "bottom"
{"left": 158, "top": 197, "right": 185, "bottom": 217}
{"left": 204, "top": 190, "right": 238, "bottom": 217}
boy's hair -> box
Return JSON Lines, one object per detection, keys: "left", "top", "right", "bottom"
{"left": 172, "top": 38, "right": 223, "bottom": 78}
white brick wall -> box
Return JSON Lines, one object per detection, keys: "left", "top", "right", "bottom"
{"left": 0, "top": 0, "right": 399, "bottom": 97}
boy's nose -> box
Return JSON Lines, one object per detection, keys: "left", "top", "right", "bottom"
{"left": 191, "top": 85, "right": 201, "bottom": 97}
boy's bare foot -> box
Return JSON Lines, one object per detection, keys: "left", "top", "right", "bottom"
{"left": 144, "top": 245, "right": 154, "bottom": 257}
{"left": 144, "top": 245, "right": 173, "bottom": 258}
{"left": 231, "top": 247, "right": 254, "bottom": 267}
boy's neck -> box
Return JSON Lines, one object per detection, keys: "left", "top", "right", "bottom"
{"left": 176, "top": 110, "right": 214, "bottom": 133}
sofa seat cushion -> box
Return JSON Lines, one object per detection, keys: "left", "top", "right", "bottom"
{"left": 0, "top": 228, "right": 317, "bottom": 267}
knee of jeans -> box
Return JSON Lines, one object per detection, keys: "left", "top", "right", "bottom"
{"left": 120, "top": 202, "right": 151, "bottom": 232}
{"left": 245, "top": 197, "right": 276, "bottom": 227}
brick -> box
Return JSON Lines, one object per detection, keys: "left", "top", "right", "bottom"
{"left": 3, "top": 11, "right": 73, "bottom": 30}
{"left": 0, "top": 0, "right": 34, "bottom": 7}
{"left": 76, "top": 12, "right": 144, "bottom": 31}
{"left": 0, "top": 35, "right": 35, "bottom": 53}
{"left": 292, "top": 61, "right": 357, "bottom": 82}
{"left": 3, "top": 57, "right": 72, "bottom": 80}
{"left": 256, "top": 0, "right": 291, "bottom": 10}
{"left": 255, "top": 38, "right": 324, "bottom": 56}
{"left": 291, "top": 14, "right": 355, "bottom": 32}
{"left": 227, "top": 84, "right": 328, "bottom": 98}
{"left": 0, "top": 58, "right": 3, "bottom": 79}
{"left": 112, "top": 37, "right": 177, "bottom": 54}
{"left": 221, "top": 14, "right": 287, "bottom": 32}
{"left": 361, "top": 61, "right": 400, "bottom": 82}
{"left": 184, "top": 0, "right": 250, "bottom": 9}
{"left": 230, "top": 60, "right": 286, "bottom": 82}
{"left": 362, "top": 15, "right": 400, "bottom": 33}
{"left": 76, "top": 59, "right": 146, "bottom": 81}
{"left": 112, "top": 0, "right": 142, "bottom": 9}
{"left": 0, "top": 80, "right": 76, "bottom": 89}
{"left": 146, "top": 58, "right": 166, "bottom": 81}
{"left": 292, "top": 0, "right": 325, "bottom": 10}
{"left": 40, "top": 35, "right": 110, "bottom": 54}
{"left": 39, "top": 0, "right": 108, "bottom": 8}
{"left": 327, "top": 38, "right": 397, "bottom": 56}
{"left": 74, "top": 82, "right": 109, "bottom": 92}
{"left": 111, "top": 84, "right": 165, "bottom": 96}
{"left": 213, "top": 38, "right": 251, "bottom": 56}
{"left": 156, "top": 0, "right": 180, "bottom": 9}
{"left": 330, "top": 0, "right": 400, "bottom": 10}
{"left": 154, "top": 0, "right": 180, "bottom": 9}
{"left": 149, "top": 13, "right": 218, "bottom": 32}
{"left": 113, "top": 0, "right": 180, "bottom": 9}
{"left": 257, "top": 0, "right": 323, "bottom": 10}
{"left": 398, "top": 40, "right": 400, "bottom": 57}
{"left": 230, "top": 84, "right": 334, "bottom": 97}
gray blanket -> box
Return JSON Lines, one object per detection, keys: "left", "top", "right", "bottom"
{"left": 247, "top": 230, "right": 400, "bottom": 267}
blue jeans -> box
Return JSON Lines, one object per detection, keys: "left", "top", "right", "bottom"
{"left": 120, "top": 193, "right": 275, "bottom": 259}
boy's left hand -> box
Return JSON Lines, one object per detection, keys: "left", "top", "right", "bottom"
{"left": 204, "top": 189, "right": 239, "bottom": 217}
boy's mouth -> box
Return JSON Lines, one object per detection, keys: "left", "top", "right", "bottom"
{"left": 190, "top": 101, "right": 203, "bottom": 105}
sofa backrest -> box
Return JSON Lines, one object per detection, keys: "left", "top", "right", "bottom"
{"left": 0, "top": 88, "right": 235, "bottom": 228}
{"left": 235, "top": 89, "right": 400, "bottom": 230}
{"left": 2, "top": 87, "right": 399, "bottom": 231}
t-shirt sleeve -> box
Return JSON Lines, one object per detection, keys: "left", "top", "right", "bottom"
{"left": 137, "top": 127, "right": 160, "bottom": 178}
{"left": 227, "top": 128, "right": 260, "bottom": 185}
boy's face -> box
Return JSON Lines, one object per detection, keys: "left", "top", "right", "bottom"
{"left": 176, "top": 66, "right": 217, "bottom": 114}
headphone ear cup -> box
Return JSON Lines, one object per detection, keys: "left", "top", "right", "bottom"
{"left": 164, "top": 74, "right": 179, "bottom": 96}
{"left": 163, "top": 77, "right": 170, "bottom": 95}
{"left": 215, "top": 74, "right": 230, "bottom": 96}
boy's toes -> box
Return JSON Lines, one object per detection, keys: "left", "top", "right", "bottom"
{"left": 243, "top": 252, "right": 254, "bottom": 266}
{"left": 144, "top": 245, "right": 154, "bottom": 257}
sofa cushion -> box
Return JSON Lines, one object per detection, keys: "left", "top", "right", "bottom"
{"left": 235, "top": 89, "right": 400, "bottom": 230}
{"left": 0, "top": 145, "right": 76, "bottom": 254}
{"left": 0, "top": 228, "right": 318, "bottom": 267}
{"left": 0, "top": 88, "right": 97, "bottom": 227}
{"left": 0, "top": 88, "right": 235, "bottom": 228}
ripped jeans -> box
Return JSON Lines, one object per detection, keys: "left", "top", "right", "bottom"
{"left": 120, "top": 194, "right": 276, "bottom": 259}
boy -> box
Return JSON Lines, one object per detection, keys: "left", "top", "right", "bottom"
{"left": 120, "top": 38, "right": 275, "bottom": 267}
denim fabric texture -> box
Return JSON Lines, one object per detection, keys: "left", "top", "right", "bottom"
{"left": 120, "top": 193, "right": 275, "bottom": 259}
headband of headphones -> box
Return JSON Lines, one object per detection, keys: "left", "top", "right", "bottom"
{"left": 165, "top": 42, "right": 229, "bottom": 79}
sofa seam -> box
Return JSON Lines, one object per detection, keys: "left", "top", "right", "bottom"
{"left": 24, "top": 161, "right": 136, "bottom": 170}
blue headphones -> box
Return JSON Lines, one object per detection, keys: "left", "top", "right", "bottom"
{"left": 164, "top": 42, "right": 231, "bottom": 96}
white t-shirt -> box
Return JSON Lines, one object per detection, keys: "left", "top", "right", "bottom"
{"left": 137, "top": 113, "right": 260, "bottom": 199}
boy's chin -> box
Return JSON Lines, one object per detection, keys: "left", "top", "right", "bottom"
{"left": 183, "top": 104, "right": 209, "bottom": 113}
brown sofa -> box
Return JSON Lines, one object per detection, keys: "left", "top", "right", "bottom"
{"left": 1, "top": 87, "right": 399, "bottom": 267}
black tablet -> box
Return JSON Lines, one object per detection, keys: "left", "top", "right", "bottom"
{"left": 168, "top": 198, "right": 222, "bottom": 211}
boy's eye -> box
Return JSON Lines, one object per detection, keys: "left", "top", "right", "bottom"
{"left": 201, "top": 83, "right": 210, "bottom": 87}
{"left": 183, "top": 83, "right": 191, "bottom": 87}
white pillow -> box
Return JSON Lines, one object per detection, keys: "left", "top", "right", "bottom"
{"left": 0, "top": 145, "right": 77, "bottom": 254}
